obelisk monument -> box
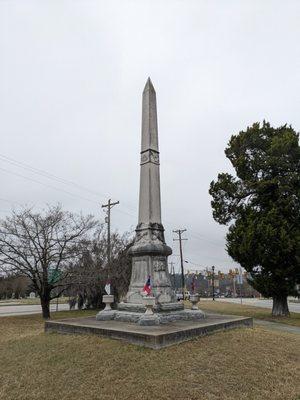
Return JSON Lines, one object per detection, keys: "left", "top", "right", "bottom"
{"left": 48, "top": 78, "right": 251, "bottom": 342}
{"left": 96, "top": 78, "right": 205, "bottom": 322}
{"left": 124, "top": 78, "right": 176, "bottom": 308}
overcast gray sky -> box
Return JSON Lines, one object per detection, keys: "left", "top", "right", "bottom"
{"left": 1, "top": 0, "right": 299, "bottom": 272}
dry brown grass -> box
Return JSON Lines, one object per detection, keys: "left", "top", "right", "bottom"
{"left": 0, "top": 310, "right": 299, "bottom": 400}
{"left": 198, "top": 300, "right": 300, "bottom": 327}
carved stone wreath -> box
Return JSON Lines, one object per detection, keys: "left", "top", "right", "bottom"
{"left": 140, "top": 149, "right": 160, "bottom": 165}
{"left": 153, "top": 258, "right": 166, "bottom": 272}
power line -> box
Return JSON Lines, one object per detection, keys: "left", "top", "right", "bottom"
{"left": 0, "top": 154, "right": 225, "bottom": 233}
{"left": 164, "top": 214, "right": 224, "bottom": 248}
{"left": 189, "top": 231, "right": 224, "bottom": 248}
{"left": 0, "top": 153, "right": 136, "bottom": 219}
{"left": 185, "top": 249, "right": 235, "bottom": 265}
{"left": 0, "top": 153, "right": 108, "bottom": 200}
{"left": 0, "top": 154, "right": 231, "bottom": 259}
{"left": 0, "top": 153, "right": 223, "bottom": 239}
{"left": 0, "top": 165, "right": 135, "bottom": 220}
{"left": 0, "top": 197, "right": 22, "bottom": 206}
{"left": 0, "top": 166, "right": 100, "bottom": 205}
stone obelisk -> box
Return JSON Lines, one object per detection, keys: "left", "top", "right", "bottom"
{"left": 124, "top": 78, "right": 176, "bottom": 307}
{"left": 96, "top": 78, "right": 204, "bottom": 322}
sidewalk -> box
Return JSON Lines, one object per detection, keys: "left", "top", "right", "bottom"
{"left": 254, "top": 319, "right": 300, "bottom": 335}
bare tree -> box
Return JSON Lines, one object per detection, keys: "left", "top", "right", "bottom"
{"left": 0, "top": 205, "right": 97, "bottom": 318}
{"left": 108, "top": 233, "right": 132, "bottom": 302}
{"left": 67, "top": 227, "right": 132, "bottom": 309}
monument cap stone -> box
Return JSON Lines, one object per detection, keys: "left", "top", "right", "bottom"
{"left": 141, "top": 77, "right": 159, "bottom": 154}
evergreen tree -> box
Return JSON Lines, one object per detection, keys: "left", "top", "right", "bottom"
{"left": 209, "top": 121, "right": 300, "bottom": 316}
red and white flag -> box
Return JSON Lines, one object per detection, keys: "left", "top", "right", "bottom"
{"left": 143, "top": 276, "right": 151, "bottom": 295}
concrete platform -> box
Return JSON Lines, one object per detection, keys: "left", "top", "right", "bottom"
{"left": 45, "top": 313, "right": 253, "bottom": 349}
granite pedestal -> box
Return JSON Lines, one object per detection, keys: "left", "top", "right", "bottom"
{"left": 45, "top": 313, "right": 253, "bottom": 349}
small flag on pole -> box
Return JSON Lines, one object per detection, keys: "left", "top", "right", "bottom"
{"left": 105, "top": 282, "right": 111, "bottom": 295}
{"left": 143, "top": 276, "right": 151, "bottom": 295}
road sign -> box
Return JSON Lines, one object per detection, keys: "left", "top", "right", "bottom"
{"left": 48, "top": 268, "right": 62, "bottom": 284}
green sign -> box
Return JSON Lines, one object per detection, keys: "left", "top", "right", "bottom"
{"left": 48, "top": 268, "right": 62, "bottom": 284}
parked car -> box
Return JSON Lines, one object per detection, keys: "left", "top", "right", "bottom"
{"left": 176, "top": 292, "right": 183, "bottom": 301}
{"left": 175, "top": 291, "right": 190, "bottom": 301}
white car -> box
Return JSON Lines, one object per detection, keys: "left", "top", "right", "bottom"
{"left": 176, "top": 292, "right": 190, "bottom": 301}
{"left": 176, "top": 292, "right": 183, "bottom": 301}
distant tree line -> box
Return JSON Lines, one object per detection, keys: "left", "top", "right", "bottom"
{"left": 0, "top": 273, "right": 30, "bottom": 299}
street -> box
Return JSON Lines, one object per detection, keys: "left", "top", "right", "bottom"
{"left": 1, "top": 298, "right": 299, "bottom": 317}
{"left": 0, "top": 303, "right": 69, "bottom": 317}
{"left": 216, "top": 297, "right": 300, "bottom": 313}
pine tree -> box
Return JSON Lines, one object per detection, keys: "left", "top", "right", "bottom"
{"left": 209, "top": 121, "right": 300, "bottom": 316}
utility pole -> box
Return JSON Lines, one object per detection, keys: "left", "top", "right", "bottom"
{"left": 101, "top": 199, "right": 119, "bottom": 266}
{"left": 238, "top": 267, "right": 243, "bottom": 305}
{"left": 169, "top": 261, "right": 176, "bottom": 289}
{"left": 212, "top": 265, "right": 215, "bottom": 301}
{"left": 233, "top": 275, "right": 236, "bottom": 298}
{"left": 173, "top": 229, "right": 187, "bottom": 300}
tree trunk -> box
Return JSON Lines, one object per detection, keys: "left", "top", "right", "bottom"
{"left": 41, "top": 298, "right": 51, "bottom": 319}
{"left": 272, "top": 295, "right": 289, "bottom": 316}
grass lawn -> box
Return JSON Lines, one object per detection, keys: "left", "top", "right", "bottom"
{"left": 198, "top": 300, "right": 300, "bottom": 327}
{"left": 0, "top": 310, "right": 299, "bottom": 400}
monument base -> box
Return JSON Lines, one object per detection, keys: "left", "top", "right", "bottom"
{"left": 117, "top": 301, "right": 184, "bottom": 313}
{"left": 96, "top": 308, "right": 205, "bottom": 325}
{"left": 45, "top": 313, "right": 253, "bottom": 349}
